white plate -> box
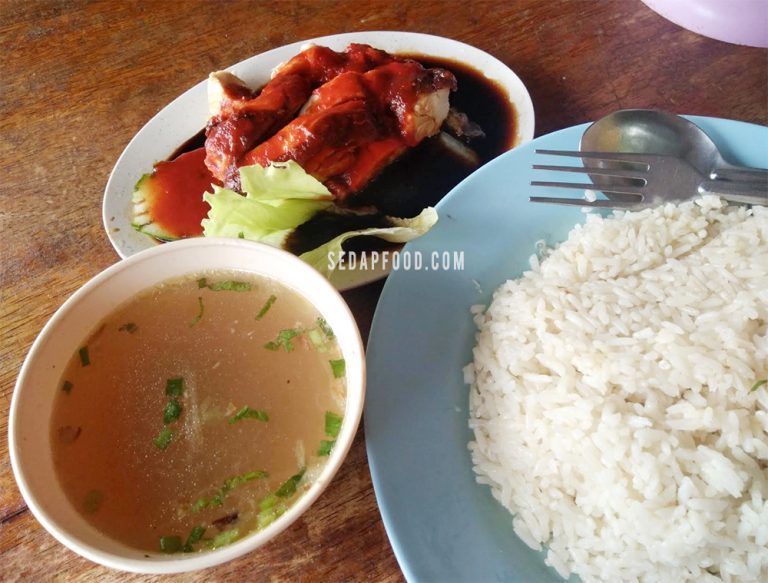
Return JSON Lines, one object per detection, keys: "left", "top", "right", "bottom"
{"left": 102, "top": 31, "right": 535, "bottom": 289}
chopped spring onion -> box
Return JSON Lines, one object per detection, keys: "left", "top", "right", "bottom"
{"left": 154, "top": 427, "right": 174, "bottom": 450}
{"left": 259, "top": 493, "right": 278, "bottom": 512}
{"left": 183, "top": 526, "right": 206, "bottom": 552}
{"left": 159, "top": 535, "right": 182, "bottom": 553}
{"left": 257, "top": 510, "right": 277, "bottom": 529}
{"left": 317, "top": 439, "right": 335, "bottom": 456}
{"left": 308, "top": 318, "right": 335, "bottom": 351}
{"left": 257, "top": 501, "right": 287, "bottom": 529}
{"left": 307, "top": 328, "right": 327, "bottom": 351}
{"left": 156, "top": 378, "right": 184, "bottom": 448}
{"left": 276, "top": 468, "right": 306, "bottom": 498}
{"left": 264, "top": 328, "right": 302, "bottom": 352}
{"left": 324, "top": 411, "right": 343, "bottom": 438}
{"left": 198, "top": 278, "right": 253, "bottom": 292}
{"left": 62, "top": 380, "right": 73, "bottom": 394}
{"left": 254, "top": 470, "right": 305, "bottom": 529}
{"left": 228, "top": 406, "right": 269, "bottom": 424}
{"left": 329, "top": 359, "right": 346, "bottom": 379}
{"left": 211, "top": 280, "right": 252, "bottom": 292}
{"left": 78, "top": 346, "right": 90, "bottom": 367}
{"left": 208, "top": 528, "right": 240, "bottom": 549}
{"left": 223, "top": 470, "right": 269, "bottom": 491}
{"left": 209, "top": 492, "right": 225, "bottom": 508}
{"left": 751, "top": 379, "right": 767, "bottom": 392}
{"left": 318, "top": 412, "right": 342, "bottom": 455}
{"left": 191, "top": 497, "right": 208, "bottom": 513}
{"left": 255, "top": 294, "right": 277, "bottom": 320}
{"left": 118, "top": 322, "right": 138, "bottom": 333}
{"left": 317, "top": 317, "right": 335, "bottom": 339}
{"left": 163, "top": 399, "right": 182, "bottom": 424}
{"left": 189, "top": 296, "right": 205, "bottom": 327}
{"left": 165, "top": 377, "right": 184, "bottom": 397}
{"left": 82, "top": 489, "right": 103, "bottom": 514}
{"left": 192, "top": 470, "right": 269, "bottom": 512}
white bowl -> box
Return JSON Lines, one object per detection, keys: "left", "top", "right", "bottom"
{"left": 8, "top": 238, "right": 366, "bottom": 574}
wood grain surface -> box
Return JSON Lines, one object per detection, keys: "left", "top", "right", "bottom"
{"left": 1, "top": 1, "right": 766, "bottom": 581}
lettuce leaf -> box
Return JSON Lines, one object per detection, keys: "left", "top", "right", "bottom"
{"left": 202, "top": 186, "right": 330, "bottom": 247}
{"left": 299, "top": 207, "right": 438, "bottom": 277}
{"left": 201, "top": 162, "right": 437, "bottom": 275}
{"left": 239, "top": 161, "right": 334, "bottom": 201}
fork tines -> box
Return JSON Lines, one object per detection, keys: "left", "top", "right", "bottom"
{"left": 534, "top": 149, "right": 655, "bottom": 165}
{"left": 532, "top": 164, "right": 643, "bottom": 179}
{"left": 530, "top": 149, "right": 768, "bottom": 209}
{"left": 530, "top": 149, "right": 652, "bottom": 208}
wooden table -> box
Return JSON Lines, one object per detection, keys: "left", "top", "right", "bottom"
{"left": 1, "top": 1, "right": 766, "bottom": 581}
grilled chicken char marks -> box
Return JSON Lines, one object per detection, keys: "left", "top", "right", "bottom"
{"left": 239, "top": 60, "right": 457, "bottom": 200}
{"left": 204, "top": 44, "right": 397, "bottom": 182}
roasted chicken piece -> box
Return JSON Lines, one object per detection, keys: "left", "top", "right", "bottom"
{"left": 205, "top": 43, "right": 397, "bottom": 183}
{"left": 238, "top": 60, "right": 456, "bottom": 201}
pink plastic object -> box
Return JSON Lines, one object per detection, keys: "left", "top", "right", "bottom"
{"left": 642, "top": 0, "right": 768, "bottom": 48}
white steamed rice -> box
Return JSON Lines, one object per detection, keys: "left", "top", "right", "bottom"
{"left": 466, "top": 196, "right": 768, "bottom": 583}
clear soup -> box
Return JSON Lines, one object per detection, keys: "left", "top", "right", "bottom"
{"left": 50, "top": 271, "right": 346, "bottom": 553}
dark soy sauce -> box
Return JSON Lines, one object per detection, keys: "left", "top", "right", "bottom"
{"left": 347, "top": 53, "right": 516, "bottom": 216}
{"left": 286, "top": 54, "right": 517, "bottom": 254}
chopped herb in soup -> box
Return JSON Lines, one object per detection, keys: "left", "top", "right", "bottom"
{"left": 50, "top": 270, "right": 346, "bottom": 553}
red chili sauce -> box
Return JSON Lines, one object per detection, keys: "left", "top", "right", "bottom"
{"left": 144, "top": 146, "right": 219, "bottom": 238}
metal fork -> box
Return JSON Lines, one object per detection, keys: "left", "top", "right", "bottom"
{"left": 530, "top": 150, "right": 768, "bottom": 210}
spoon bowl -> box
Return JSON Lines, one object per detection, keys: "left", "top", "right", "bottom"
{"left": 581, "top": 109, "right": 715, "bottom": 175}
{"left": 580, "top": 109, "right": 768, "bottom": 194}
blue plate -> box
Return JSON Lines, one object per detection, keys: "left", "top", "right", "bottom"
{"left": 364, "top": 117, "right": 768, "bottom": 582}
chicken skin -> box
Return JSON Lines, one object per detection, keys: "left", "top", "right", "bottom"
{"left": 233, "top": 56, "right": 456, "bottom": 200}
{"left": 204, "top": 44, "right": 397, "bottom": 183}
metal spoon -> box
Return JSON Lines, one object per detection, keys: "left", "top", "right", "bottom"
{"left": 579, "top": 109, "right": 768, "bottom": 185}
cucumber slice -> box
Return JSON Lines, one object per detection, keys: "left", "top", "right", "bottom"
{"left": 130, "top": 148, "right": 215, "bottom": 241}
{"left": 131, "top": 173, "right": 179, "bottom": 241}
